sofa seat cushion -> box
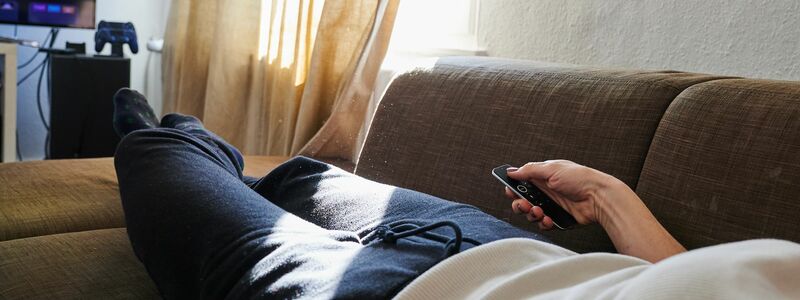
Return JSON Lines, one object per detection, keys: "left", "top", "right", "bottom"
{"left": 636, "top": 79, "right": 800, "bottom": 249}
{"left": 0, "top": 156, "right": 289, "bottom": 241}
{"left": 0, "top": 158, "right": 123, "bottom": 241}
{"left": 0, "top": 228, "right": 160, "bottom": 299}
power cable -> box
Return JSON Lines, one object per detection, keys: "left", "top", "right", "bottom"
{"left": 15, "top": 28, "right": 59, "bottom": 161}
{"left": 17, "top": 30, "right": 52, "bottom": 69}
{"left": 15, "top": 132, "right": 22, "bottom": 161}
{"left": 40, "top": 28, "right": 59, "bottom": 157}
{"left": 17, "top": 58, "right": 47, "bottom": 85}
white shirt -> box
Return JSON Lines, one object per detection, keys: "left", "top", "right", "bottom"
{"left": 395, "top": 238, "right": 800, "bottom": 299}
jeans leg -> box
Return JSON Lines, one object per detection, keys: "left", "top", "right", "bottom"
{"left": 252, "top": 157, "right": 548, "bottom": 249}
{"left": 115, "top": 129, "right": 370, "bottom": 299}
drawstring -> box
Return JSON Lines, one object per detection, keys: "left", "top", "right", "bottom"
{"left": 367, "top": 220, "right": 482, "bottom": 258}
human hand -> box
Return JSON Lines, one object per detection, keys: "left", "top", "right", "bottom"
{"left": 504, "top": 160, "right": 685, "bottom": 262}
{"left": 505, "top": 160, "right": 626, "bottom": 230}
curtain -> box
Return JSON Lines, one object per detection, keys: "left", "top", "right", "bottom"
{"left": 162, "top": 0, "right": 399, "bottom": 159}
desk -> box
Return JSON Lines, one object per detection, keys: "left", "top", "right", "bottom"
{"left": 0, "top": 42, "right": 16, "bottom": 162}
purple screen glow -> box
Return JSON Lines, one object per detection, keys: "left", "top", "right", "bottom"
{"left": 0, "top": 0, "right": 95, "bottom": 29}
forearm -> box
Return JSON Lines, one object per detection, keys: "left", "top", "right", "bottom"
{"left": 596, "top": 179, "right": 686, "bottom": 263}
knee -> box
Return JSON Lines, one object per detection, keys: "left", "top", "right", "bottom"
{"left": 115, "top": 129, "right": 153, "bottom": 158}
{"left": 255, "top": 156, "right": 335, "bottom": 195}
{"left": 280, "top": 156, "right": 334, "bottom": 175}
{"left": 116, "top": 127, "right": 198, "bottom": 153}
{"left": 115, "top": 129, "right": 168, "bottom": 159}
{"left": 114, "top": 128, "right": 197, "bottom": 169}
{"left": 114, "top": 129, "right": 160, "bottom": 175}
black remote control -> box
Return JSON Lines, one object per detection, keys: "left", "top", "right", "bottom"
{"left": 492, "top": 164, "right": 578, "bottom": 229}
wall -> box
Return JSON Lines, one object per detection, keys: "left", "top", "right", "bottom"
{"left": 478, "top": 0, "right": 800, "bottom": 80}
{"left": 2, "top": 0, "right": 170, "bottom": 160}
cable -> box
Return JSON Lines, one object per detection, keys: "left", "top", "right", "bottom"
{"left": 15, "top": 28, "right": 59, "bottom": 160}
{"left": 40, "top": 28, "right": 59, "bottom": 157}
{"left": 36, "top": 58, "right": 50, "bottom": 131}
{"left": 15, "top": 131, "right": 22, "bottom": 161}
{"left": 43, "top": 55, "right": 51, "bottom": 157}
{"left": 46, "top": 53, "right": 52, "bottom": 158}
{"left": 17, "top": 30, "right": 53, "bottom": 69}
{"left": 17, "top": 52, "right": 41, "bottom": 70}
{"left": 17, "top": 58, "right": 47, "bottom": 85}
{"left": 17, "top": 29, "right": 56, "bottom": 83}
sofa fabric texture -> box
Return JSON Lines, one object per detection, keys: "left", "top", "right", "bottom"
{"left": 637, "top": 79, "right": 800, "bottom": 249}
{"left": 0, "top": 158, "right": 123, "bottom": 241}
{"left": 357, "top": 57, "right": 727, "bottom": 252}
{"left": 0, "top": 228, "right": 160, "bottom": 299}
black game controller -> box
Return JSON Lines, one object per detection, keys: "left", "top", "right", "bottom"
{"left": 95, "top": 21, "right": 139, "bottom": 57}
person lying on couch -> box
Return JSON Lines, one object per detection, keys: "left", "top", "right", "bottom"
{"left": 113, "top": 88, "right": 800, "bottom": 299}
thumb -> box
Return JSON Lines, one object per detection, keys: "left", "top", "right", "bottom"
{"left": 507, "top": 162, "right": 554, "bottom": 183}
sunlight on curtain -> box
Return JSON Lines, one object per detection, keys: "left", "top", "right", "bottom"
{"left": 245, "top": 0, "right": 325, "bottom": 155}
{"left": 259, "top": 0, "right": 324, "bottom": 73}
{"left": 296, "top": 0, "right": 400, "bottom": 161}
{"left": 163, "top": 0, "right": 398, "bottom": 158}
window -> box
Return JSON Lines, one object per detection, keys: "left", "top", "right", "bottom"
{"left": 387, "top": 0, "right": 483, "bottom": 56}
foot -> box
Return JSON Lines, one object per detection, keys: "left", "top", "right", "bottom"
{"left": 113, "top": 88, "right": 159, "bottom": 137}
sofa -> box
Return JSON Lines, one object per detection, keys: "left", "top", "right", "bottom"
{"left": 2, "top": 56, "right": 799, "bottom": 299}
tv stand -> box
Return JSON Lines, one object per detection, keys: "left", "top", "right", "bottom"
{"left": 0, "top": 42, "right": 17, "bottom": 162}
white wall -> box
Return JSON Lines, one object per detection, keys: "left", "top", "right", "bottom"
{"left": 2, "top": 0, "right": 170, "bottom": 160}
{"left": 478, "top": 0, "right": 800, "bottom": 80}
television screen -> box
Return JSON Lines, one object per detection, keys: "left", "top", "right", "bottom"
{"left": 0, "top": 0, "right": 95, "bottom": 29}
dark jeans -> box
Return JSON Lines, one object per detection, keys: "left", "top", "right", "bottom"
{"left": 114, "top": 123, "right": 547, "bottom": 299}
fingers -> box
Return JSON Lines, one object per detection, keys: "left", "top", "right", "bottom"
{"left": 538, "top": 216, "right": 554, "bottom": 231}
{"left": 524, "top": 205, "right": 542, "bottom": 220}
{"left": 512, "top": 198, "right": 532, "bottom": 214}
{"left": 511, "top": 199, "right": 553, "bottom": 230}
{"left": 504, "top": 186, "right": 518, "bottom": 199}
{"left": 529, "top": 205, "right": 544, "bottom": 221}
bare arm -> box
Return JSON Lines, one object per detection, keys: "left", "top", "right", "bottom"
{"left": 505, "top": 160, "right": 685, "bottom": 263}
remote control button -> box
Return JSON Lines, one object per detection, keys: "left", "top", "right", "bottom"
{"left": 517, "top": 185, "right": 528, "bottom": 193}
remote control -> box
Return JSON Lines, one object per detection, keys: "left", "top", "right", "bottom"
{"left": 492, "top": 164, "right": 578, "bottom": 229}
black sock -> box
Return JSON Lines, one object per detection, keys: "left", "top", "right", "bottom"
{"left": 113, "top": 88, "right": 159, "bottom": 137}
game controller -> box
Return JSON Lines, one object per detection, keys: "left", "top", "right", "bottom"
{"left": 95, "top": 21, "right": 139, "bottom": 57}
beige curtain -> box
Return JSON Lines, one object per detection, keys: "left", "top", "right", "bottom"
{"left": 162, "top": 0, "right": 399, "bottom": 160}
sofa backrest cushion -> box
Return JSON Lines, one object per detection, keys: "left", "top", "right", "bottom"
{"left": 356, "top": 56, "right": 723, "bottom": 253}
{"left": 636, "top": 79, "right": 800, "bottom": 249}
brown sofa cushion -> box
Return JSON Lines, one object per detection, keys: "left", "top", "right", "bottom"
{"left": 0, "top": 158, "right": 123, "bottom": 241}
{"left": 0, "top": 156, "right": 288, "bottom": 241}
{"left": 0, "top": 228, "right": 159, "bottom": 299}
{"left": 357, "top": 57, "right": 727, "bottom": 253}
{"left": 636, "top": 79, "right": 800, "bottom": 249}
